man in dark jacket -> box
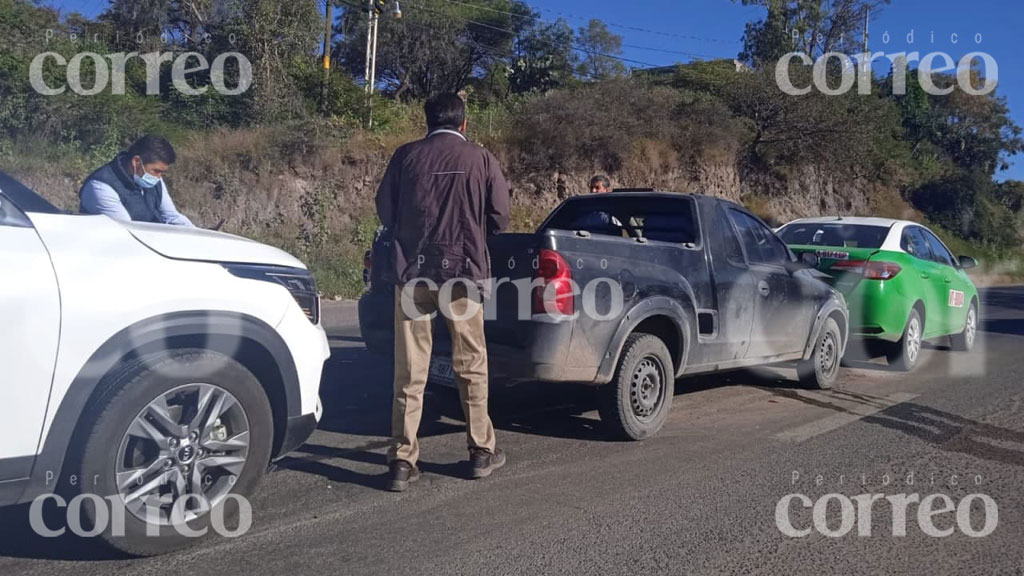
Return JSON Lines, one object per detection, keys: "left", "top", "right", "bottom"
{"left": 376, "top": 93, "right": 510, "bottom": 491}
{"left": 79, "top": 134, "right": 194, "bottom": 226}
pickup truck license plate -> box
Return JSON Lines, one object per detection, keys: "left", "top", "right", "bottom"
{"left": 428, "top": 356, "right": 457, "bottom": 388}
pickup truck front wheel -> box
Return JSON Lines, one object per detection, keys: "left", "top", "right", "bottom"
{"left": 598, "top": 334, "right": 675, "bottom": 440}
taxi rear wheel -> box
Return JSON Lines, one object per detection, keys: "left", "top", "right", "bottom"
{"left": 887, "top": 309, "right": 922, "bottom": 372}
{"left": 950, "top": 301, "right": 978, "bottom": 352}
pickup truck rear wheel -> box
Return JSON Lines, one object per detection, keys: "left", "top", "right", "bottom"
{"left": 598, "top": 334, "right": 675, "bottom": 440}
{"left": 797, "top": 317, "right": 841, "bottom": 389}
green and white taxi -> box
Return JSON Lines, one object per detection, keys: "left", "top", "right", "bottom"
{"left": 777, "top": 217, "right": 979, "bottom": 371}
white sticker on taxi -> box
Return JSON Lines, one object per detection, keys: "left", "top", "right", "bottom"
{"left": 948, "top": 290, "right": 965, "bottom": 308}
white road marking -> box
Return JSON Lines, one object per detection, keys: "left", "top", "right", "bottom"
{"left": 775, "top": 392, "right": 920, "bottom": 442}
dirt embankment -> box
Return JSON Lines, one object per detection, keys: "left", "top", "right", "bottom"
{"left": 20, "top": 128, "right": 973, "bottom": 297}
{"left": 20, "top": 127, "right": 908, "bottom": 234}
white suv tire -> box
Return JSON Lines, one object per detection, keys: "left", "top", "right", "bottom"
{"left": 70, "top": 349, "right": 273, "bottom": 556}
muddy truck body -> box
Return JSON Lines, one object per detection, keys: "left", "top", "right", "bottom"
{"left": 360, "top": 191, "right": 847, "bottom": 438}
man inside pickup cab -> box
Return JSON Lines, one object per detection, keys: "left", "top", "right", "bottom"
{"left": 79, "top": 134, "right": 194, "bottom": 227}
{"left": 572, "top": 174, "right": 622, "bottom": 232}
{"left": 589, "top": 174, "right": 611, "bottom": 194}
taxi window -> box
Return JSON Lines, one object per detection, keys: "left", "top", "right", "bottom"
{"left": 922, "top": 229, "right": 956, "bottom": 267}
{"left": 778, "top": 223, "right": 888, "bottom": 248}
{"left": 901, "top": 227, "right": 933, "bottom": 261}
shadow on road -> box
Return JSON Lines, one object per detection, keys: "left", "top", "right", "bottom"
{"left": 283, "top": 337, "right": 820, "bottom": 487}
{"left": 313, "top": 339, "right": 616, "bottom": 442}
{"left": 757, "top": 385, "right": 1024, "bottom": 469}
{"left": 838, "top": 337, "right": 958, "bottom": 373}
{"left": 275, "top": 339, "right": 613, "bottom": 490}
{"left": 981, "top": 287, "right": 1024, "bottom": 314}
{"left": 863, "top": 403, "right": 1024, "bottom": 468}
{"left": 982, "top": 318, "right": 1024, "bottom": 337}
{"left": 0, "top": 502, "right": 129, "bottom": 562}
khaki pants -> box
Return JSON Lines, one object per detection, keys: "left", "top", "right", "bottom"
{"left": 390, "top": 283, "right": 496, "bottom": 465}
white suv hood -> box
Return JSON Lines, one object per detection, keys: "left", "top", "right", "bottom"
{"left": 122, "top": 221, "right": 306, "bottom": 269}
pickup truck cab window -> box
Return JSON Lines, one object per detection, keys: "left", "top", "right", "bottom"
{"left": 727, "top": 208, "right": 789, "bottom": 266}
{"left": 545, "top": 196, "right": 699, "bottom": 246}
{"left": 714, "top": 203, "right": 746, "bottom": 266}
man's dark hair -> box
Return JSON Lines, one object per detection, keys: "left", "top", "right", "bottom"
{"left": 127, "top": 134, "right": 176, "bottom": 165}
{"left": 424, "top": 93, "right": 466, "bottom": 131}
{"left": 590, "top": 174, "right": 611, "bottom": 189}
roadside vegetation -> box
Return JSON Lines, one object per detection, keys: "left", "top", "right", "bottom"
{"left": 1, "top": 0, "right": 1022, "bottom": 297}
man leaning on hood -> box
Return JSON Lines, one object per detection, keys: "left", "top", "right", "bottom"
{"left": 79, "top": 134, "right": 194, "bottom": 227}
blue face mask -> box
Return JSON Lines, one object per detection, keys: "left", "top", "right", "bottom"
{"left": 132, "top": 163, "right": 162, "bottom": 189}
{"left": 134, "top": 171, "right": 161, "bottom": 189}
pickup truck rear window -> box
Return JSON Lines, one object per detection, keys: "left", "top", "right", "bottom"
{"left": 777, "top": 223, "right": 889, "bottom": 249}
{"left": 543, "top": 196, "right": 698, "bottom": 245}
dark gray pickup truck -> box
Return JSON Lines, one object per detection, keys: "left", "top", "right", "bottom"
{"left": 360, "top": 191, "right": 847, "bottom": 439}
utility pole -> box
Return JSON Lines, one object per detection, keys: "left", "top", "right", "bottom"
{"left": 363, "top": 1, "right": 401, "bottom": 127}
{"left": 363, "top": 0, "right": 377, "bottom": 127}
{"left": 320, "top": 0, "right": 333, "bottom": 113}
{"left": 364, "top": 0, "right": 379, "bottom": 95}
{"left": 862, "top": 6, "right": 870, "bottom": 72}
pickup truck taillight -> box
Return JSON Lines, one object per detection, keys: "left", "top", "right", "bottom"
{"left": 831, "top": 259, "right": 902, "bottom": 280}
{"left": 532, "top": 249, "right": 575, "bottom": 316}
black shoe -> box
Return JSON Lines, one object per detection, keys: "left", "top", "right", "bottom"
{"left": 469, "top": 448, "right": 506, "bottom": 479}
{"left": 387, "top": 460, "right": 421, "bottom": 492}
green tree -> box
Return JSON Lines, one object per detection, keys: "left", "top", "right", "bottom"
{"left": 735, "top": 0, "right": 890, "bottom": 68}
{"left": 993, "top": 180, "right": 1024, "bottom": 214}
{"left": 508, "top": 18, "right": 579, "bottom": 94}
{"left": 668, "top": 61, "right": 902, "bottom": 175}
{"left": 333, "top": 0, "right": 533, "bottom": 100}
{"left": 575, "top": 19, "right": 625, "bottom": 80}
{"left": 221, "top": 0, "right": 321, "bottom": 121}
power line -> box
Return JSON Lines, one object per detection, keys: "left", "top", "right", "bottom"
{"left": 424, "top": 1, "right": 730, "bottom": 62}
{"left": 466, "top": 38, "right": 607, "bottom": 82}
{"left": 363, "top": 14, "right": 610, "bottom": 83}
{"left": 408, "top": 2, "right": 665, "bottom": 68}
{"left": 437, "top": 0, "right": 741, "bottom": 46}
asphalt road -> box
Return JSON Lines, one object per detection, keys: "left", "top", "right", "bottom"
{"left": 3, "top": 287, "right": 1024, "bottom": 575}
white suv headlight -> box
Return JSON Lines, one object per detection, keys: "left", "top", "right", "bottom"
{"left": 224, "top": 264, "right": 320, "bottom": 324}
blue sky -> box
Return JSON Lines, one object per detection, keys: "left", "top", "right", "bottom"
{"left": 52, "top": 0, "right": 1024, "bottom": 180}
{"left": 528, "top": 0, "right": 1023, "bottom": 181}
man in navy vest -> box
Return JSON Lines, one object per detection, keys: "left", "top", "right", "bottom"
{"left": 80, "top": 135, "right": 194, "bottom": 227}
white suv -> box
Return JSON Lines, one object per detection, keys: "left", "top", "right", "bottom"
{"left": 0, "top": 171, "right": 329, "bottom": 555}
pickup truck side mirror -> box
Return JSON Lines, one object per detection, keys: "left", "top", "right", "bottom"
{"left": 958, "top": 255, "right": 977, "bottom": 270}
{"left": 800, "top": 252, "right": 819, "bottom": 268}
